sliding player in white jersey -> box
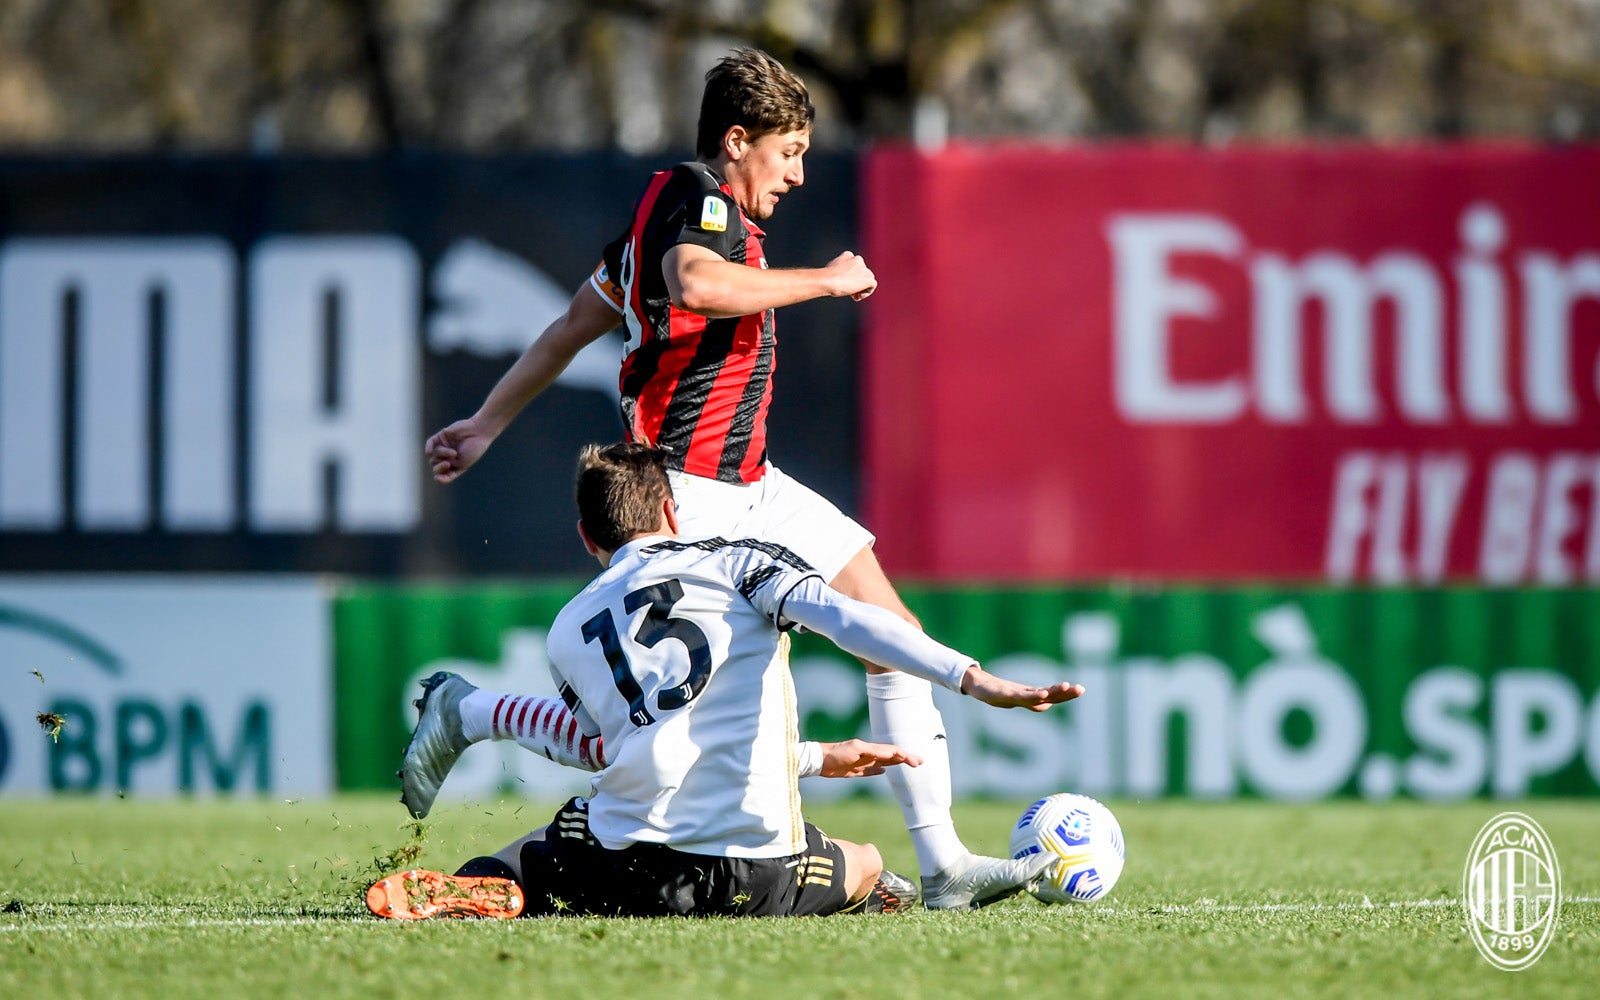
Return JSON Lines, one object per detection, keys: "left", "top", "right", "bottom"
{"left": 369, "top": 443, "right": 1084, "bottom": 919}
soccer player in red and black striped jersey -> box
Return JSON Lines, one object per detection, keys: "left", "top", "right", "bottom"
{"left": 423, "top": 48, "right": 1083, "bottom": 910}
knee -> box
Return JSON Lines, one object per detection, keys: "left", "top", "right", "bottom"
{"left": 835, "top": 837, "right": 885, "bottom": 903}
{"left": 853, "top": 841, "right": 884, "bottom": 883}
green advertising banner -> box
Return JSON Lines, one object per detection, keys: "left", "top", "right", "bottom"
{"left": 335, "top": 584, "right": 1600, "bottom": 800}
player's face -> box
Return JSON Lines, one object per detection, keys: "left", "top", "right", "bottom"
{"left": 730, "top": 128, "right": 809, "bottom": 221}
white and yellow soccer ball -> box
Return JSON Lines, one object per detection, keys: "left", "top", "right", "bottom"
{"left": 1009, "top": 793, "right": 1125, "bottom": 904}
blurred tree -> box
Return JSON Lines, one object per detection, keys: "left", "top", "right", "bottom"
{"left": 0, "top": 0, "right": 1596, "bottom": 151}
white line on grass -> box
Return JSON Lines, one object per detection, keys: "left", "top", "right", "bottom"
{"left": 3, "top": 897, "right": 1597, "bottom": 934}
{"left": 0, "top": 916, "right": 365, "bottom": 934}
{"left": 1117, "top": 896, "right": 1600, "bottom": 916}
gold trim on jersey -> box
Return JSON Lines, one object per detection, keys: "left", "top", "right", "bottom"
{"left": 780, "top": 632, "right": 803, "bottom": 855}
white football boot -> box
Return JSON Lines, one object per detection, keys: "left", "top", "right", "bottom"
{"left": 399, "top": 671, "right": 477, "bottom": 819}
{"left": 921, "top": 852, "right": 1058, "bottom": 910}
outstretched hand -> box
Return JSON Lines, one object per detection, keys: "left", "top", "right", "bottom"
{"left": 425, "top": 418, "right": 496, "bottom": 484}
{"left": 960, "top": 666, "right": 1086, "bottom": 712}
{"left": 816, "top": 738, "right": 923, "bottom": 778}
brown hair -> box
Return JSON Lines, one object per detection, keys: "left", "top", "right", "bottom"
{"left": 696, "top": 48, "right": 814, "bottom": 159}
{"left": 575, "top": 442, "right": 672, "bottom": 553}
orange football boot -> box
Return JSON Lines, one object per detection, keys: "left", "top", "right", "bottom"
{"left": 365, "top": 868, "right": 525, "bottom": 920}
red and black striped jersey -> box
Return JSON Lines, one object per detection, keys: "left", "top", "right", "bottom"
{"left": 593, "top": 162, "right": 775, "bottom": 484}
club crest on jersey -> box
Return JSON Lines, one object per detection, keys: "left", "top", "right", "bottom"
{"left": 700, "top": 195, "right": 728, "bottom": 232}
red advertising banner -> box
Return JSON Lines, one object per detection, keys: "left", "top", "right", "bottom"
{"left": 862, "top": 144, "right": 1600, "bottom": 583}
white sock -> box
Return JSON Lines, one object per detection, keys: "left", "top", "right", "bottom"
{"left": 865, "top": 671, "right": 967, "bottom": 877}
{"left": 459, "top": 690, "right": 605, "bottom": 770}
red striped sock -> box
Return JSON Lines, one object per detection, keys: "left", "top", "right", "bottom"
{"left": 459, "top": 690, "right": 605, "bottom": 771}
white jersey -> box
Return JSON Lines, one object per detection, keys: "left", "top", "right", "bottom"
{"left": 546, "top": 533, "right": 977, "bottom": 860}
{"left": 545, "top": 534, "right": 822, "bottom": 859}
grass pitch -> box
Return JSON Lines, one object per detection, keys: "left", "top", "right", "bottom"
{"left": 1, "top": 796, "right": 1594, "bottom": 999}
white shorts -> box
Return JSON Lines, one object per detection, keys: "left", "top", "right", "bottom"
{"left": 666, "top": 464, "right": 875, "bottom": 584}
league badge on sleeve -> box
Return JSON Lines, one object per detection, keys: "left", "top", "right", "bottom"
{"left": 699, "top": 195, "right": 728, "bottom": 232}
{"left": 590, "top": 261, "right": 626, "bottom": 310}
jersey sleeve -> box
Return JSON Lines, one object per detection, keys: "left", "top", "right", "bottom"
{"left": 588, "top": 259, "right": 625, "bottom": 315}
{"left": 664, "top": 165, "right": 745, "bottom": 261}
{"left": 726, "top": 540, "right": 824, "bottom": 631}
{"left": 778, "top": 576, "right": 975, "bottom": 693}
{"left": 596, "top": 227, "right": 629, "bottom": 317}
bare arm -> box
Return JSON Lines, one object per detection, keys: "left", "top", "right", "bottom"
{"left": 425, "top": 281, "right": 620, "bottom": 484}
{"left": 663, "top": 244, "right": 877, "bottom": 319}
{"left": 814, "top": 738, "right": 923, "bottom": 777}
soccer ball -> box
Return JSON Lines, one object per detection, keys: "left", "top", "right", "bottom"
{"left": 1009, "top": 793, "right": 1125, "bottom": 904}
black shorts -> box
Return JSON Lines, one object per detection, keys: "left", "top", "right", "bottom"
{"left": 518, "top": 798, "right": 851, "bottom": 918}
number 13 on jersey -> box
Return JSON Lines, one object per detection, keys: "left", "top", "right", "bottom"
{"left": 580, "top": 578, "right": 713, "bottom": 727}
